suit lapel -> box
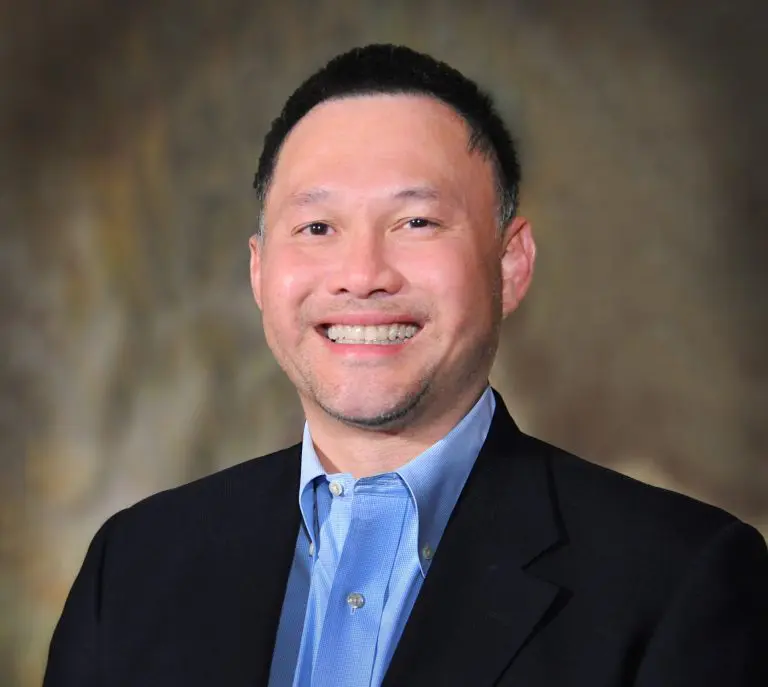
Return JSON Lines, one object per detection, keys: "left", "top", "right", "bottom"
{"left": 383, "top": 392, "right": 565, "bottom": 687}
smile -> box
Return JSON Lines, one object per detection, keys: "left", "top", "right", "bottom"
{"left": 323, "top": 323, "right": 420, "bottom": 344}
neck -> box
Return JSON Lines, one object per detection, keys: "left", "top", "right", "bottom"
{"left": 302, "top": 383, "right": 489, "bottom": 478}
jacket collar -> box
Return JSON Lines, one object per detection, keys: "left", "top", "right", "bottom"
{"left": 382, "top": 389, "right": 565, "bottom": 686}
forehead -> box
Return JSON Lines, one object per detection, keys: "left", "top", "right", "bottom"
{"left": 266, "top": 94, "right": 496, "bottom": 208}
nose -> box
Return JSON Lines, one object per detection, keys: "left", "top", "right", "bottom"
{"left": 325, "top": 228, "right": 404, "bottom": 299}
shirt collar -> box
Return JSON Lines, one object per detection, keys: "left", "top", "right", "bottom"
{"left": 298, "top": 386, "right": 496, "bottom": 574}
{"left": 298, "top": 424, "right": 326, "bottom": 544}
{"left": 396, "top": 386, "right": 495, "bottom": 574}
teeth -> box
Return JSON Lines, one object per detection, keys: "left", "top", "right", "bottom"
{"left": 326, "top": 323, "right": 419, "bottom": 344}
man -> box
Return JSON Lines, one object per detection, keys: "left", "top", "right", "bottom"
{"left": 44, "top": 44, "right": 768, "bottom": 687}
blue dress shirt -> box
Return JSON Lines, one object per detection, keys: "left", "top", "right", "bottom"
{"left": 268, "top": 387, "right": 496, "bottom": 687}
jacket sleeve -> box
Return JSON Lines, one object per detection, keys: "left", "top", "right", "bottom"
{"left": 636, "top": 519, "right": 768, "bottom": 686}
{"left": 43, "top": 513, "right": 119, "bottom": 687}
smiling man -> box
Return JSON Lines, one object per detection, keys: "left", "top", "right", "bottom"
{"left": 45, "top": 45, "right": 767, "bottom": 687}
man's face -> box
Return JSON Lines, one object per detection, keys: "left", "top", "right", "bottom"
{"left": 251, "top": 94, "right": 533, "bottom": 431}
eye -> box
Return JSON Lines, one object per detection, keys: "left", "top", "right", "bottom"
{"left": 299, "top": 221, "right": 333, "bottom": 236}
{"left": 405, "top": 217, "right": 436, "bottom": 230}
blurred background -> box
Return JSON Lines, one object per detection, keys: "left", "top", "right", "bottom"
{"left": 2, "top": 0, "right": 767, "bottom": 684}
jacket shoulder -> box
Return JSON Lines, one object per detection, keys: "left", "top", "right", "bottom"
{"left": 522, "top": 433, "right": 743, "bottom": 552}
{"left": 106, "top": 443, "right": 301, "bottom": 548}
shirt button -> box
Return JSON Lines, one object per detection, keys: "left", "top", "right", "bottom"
{"left": 308, "top": 541, "right": 315, "bottom": 556}
{"left": 329, "top": 481, "right": 344, "bottom": 497}
{"left": 422, "top": 544, "right": 434, "bottom": 560}
{"left": 346, "top": 592, "right": 365, "bottom": 610}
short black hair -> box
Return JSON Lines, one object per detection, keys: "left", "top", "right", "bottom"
{"left": 253, "top": 44, "right": 520, "bottom": 233}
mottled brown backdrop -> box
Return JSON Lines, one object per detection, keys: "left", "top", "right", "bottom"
{"left": 2, "top": 0, "right": 767, "bottom": 684}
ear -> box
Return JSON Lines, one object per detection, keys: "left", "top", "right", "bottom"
{"left": 248, "top": 234, "right": 263, "bottom": 310}
{"left": 499, "top": 216, "right": 536, "bottom": 317}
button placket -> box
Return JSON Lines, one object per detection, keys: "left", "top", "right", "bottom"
{"left": 312, "top": 483, "right": 410, "bottom": 687}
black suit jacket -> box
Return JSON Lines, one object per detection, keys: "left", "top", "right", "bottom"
{"left": 44, "top": 392, "right": 768, "bottom": 686}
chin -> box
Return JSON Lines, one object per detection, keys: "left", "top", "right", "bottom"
{"left": 317, "top": 385, "right": 428, "bottom": 430}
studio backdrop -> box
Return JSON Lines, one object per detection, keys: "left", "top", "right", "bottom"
{"left": 2, "top": 1, "right": 766, "bottom": 685}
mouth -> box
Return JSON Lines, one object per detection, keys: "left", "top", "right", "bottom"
{"left": 318, "top": 322, "right": 422, "bottom": 345}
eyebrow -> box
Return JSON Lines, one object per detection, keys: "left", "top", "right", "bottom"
{"left": 286, "top": 185, "right": 442, "bottom": 208}
{"left": 285, "top": 188, "right": 332, "bottom": 208}
{"left": 391, "top": 186, "right": 441, "bottom": 202}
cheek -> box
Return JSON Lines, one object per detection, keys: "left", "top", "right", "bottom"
{"left": 409, "top": 247, "right": 495, "bottom": 326}
{"left": 260, "top": 254, "right": 318, "bottom": 331}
